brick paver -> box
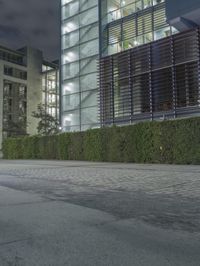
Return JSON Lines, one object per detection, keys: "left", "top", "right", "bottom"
{"left": 0, "top": 160, "right": 200, "bottom": 232}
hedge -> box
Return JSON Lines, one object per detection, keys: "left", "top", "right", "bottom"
{"left": 2, "top": 117, "right": 200, "bottom": 164}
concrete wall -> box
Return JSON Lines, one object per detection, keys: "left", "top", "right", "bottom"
{"left": 25, "top": 47, "right": 43, "bottom": 136}
{"left": 166, "top": 0, "right": 200, "bottom": 20}
{"left": 166, "top": 0, "right": 200, "bottom": 30}
{"left": 0, "top": 61, "right": 3, "bottom": 151}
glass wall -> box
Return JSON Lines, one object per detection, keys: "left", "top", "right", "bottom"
{"left": 99, "top": 28, "right": 200, "bottom": 126}
{"left": 42, "top": 64, "right": 59, "bottom": 121}
{"left": 61, "top": 0, "right": 99, "bottom": 132}
{"left": 100, "top": 0, "right": 178, "bottom": 56}
{"left": 101, "top": 0, "right": 165, "bottom": 23}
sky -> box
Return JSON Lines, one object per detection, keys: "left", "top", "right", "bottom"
{"left": 0, "top": 0, "right": 59, "bottom": 61}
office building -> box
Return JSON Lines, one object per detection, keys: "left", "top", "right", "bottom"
{"left": 61, "top": 0, "right": 200, "bottom": 130}
{"left": 0, "top": 46, "right": 59, "bottom": 150}
{"left": 61, "top": 0, "right": 99, "bottom": 132}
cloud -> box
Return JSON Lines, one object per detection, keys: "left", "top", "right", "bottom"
{"left": 0, "top": 0, "right": 59, "bottom": 60}
{"left": 0, "top": 24, "right": 21, "bottom": 39}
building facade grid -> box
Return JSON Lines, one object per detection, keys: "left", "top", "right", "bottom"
{"left": 60, "top": 0, "right": 200, "bottom": 131}
{"left": 61, "top": 0, "right": 99, "bottom": 132}
{"left": 99, "top": 27, "right": 200, "bottom": 126}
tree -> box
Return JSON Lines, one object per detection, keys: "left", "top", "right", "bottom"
{"left": 32, "top": 104, "right": 59, "bottom": 136}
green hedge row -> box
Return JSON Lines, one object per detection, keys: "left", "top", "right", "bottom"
{"left": 2, "top": 118, "right": 200, "bottom": 164}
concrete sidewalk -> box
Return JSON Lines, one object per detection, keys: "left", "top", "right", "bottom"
{"left": 0, "top": 185, "right": 199, "bottom": 266}
{"left": 0, "top": 160, "right": 199, "bottom": 265}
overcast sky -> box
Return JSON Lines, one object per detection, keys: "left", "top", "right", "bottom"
{"left": 0, "top": 0, "right": 59, "bottom": 61}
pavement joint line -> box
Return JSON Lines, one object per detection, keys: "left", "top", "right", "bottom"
{"left": 0, "top": 182, "right": 137, "bottom": 194}
{"left": 1, "top": 169, "right": 200, "bottom": 179}
{"left": 0, "top": 238, "right": 31, "bottom": 247}
{"left": 1, "top": 162, "right": 200, "bottom": 173}
{"left": 0, "top": 179, "right": 197, "bottom": 196}
{"left": 0, "top": 200, "right": 53, "bottom": 208}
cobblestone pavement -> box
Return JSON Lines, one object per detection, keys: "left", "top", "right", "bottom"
{"left": 0, "top": 160, "right": 200, "bottom": 233}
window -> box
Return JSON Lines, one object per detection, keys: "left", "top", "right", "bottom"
{"left": 4, "top": 65, "right": 27, "bottom": 80}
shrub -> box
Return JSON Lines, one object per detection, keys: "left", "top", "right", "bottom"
{"left": 2, "top": 118, "right": 200, "bottom": 165}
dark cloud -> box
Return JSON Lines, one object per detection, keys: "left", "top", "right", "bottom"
{"left": 0, "top": 0, "right": 59, "bottom": 60}
{"left": 4, "top": 13, "right": 18, "bottom": 22}
{"left": 32, "top": 28, "right": 48, "bottom": 37}
{"left": 0, "top": 25, "right": 21, "bottom": 38}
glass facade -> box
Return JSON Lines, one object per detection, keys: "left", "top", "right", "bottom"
{"left": 61, "top": 0, "right": 99, "bottom": 132}
{"left": 99, "top": 27, "right": 200, "bottom": 126}
{"left": 0, "top": 49, "right": 25, "bottom": 65}
{"left": 60, "top": 0, "right": 200, "bottom": 131}
{"left": 42, "top": 64, "right": 59, "bottom": 121}
{"left": 100, "top": 0, "right": 177, "bottom": 56}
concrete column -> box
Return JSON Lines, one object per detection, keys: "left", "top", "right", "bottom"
{"left": 25, "top": 47, "right": 43, "bottom": 135}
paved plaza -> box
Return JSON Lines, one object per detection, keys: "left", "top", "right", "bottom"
{"left": 0, "top": 160, "right": 199, "bottom": 265}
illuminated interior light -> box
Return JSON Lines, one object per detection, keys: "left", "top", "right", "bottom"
{"left": 62, "top": 0, "right": 72, "bottom": 5}
{"left": 63, "top": 51, "right": 77, "bottom": 63}
{"left": 63, "top": 55, "right": 70, "bottom": 63}
{"left": 62, "top": 22, "right": 76, "bottom": 34}
{"left": 63, "top": 82, "right": 73, "bottom": 92}
{"left": 121, "top": 0, "right": 126, "bottom": 6}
